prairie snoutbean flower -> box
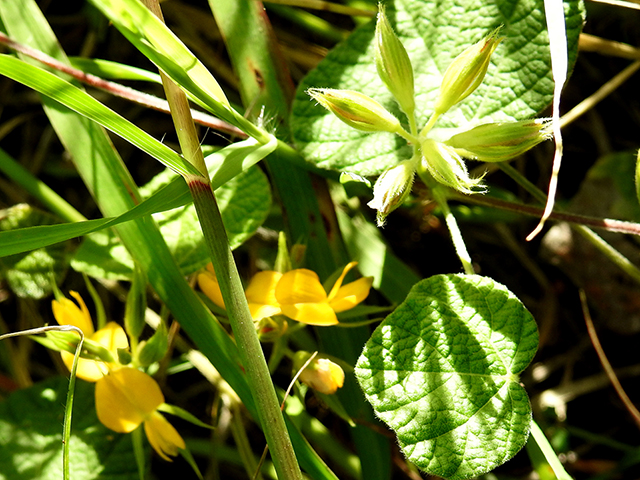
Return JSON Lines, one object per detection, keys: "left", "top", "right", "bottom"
{"left": 198, "top": 262, "right": 373, "bottom": 326}
{"left": 52, "top": 291, "right": 127, "bottom": 382}
{"left": 96, "top": 367, "right": 186, "bottom": 461}
{"left": 52, "top": 291, "right": 185, "bottom": 461}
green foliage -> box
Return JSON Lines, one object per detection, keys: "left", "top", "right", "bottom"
{"left": 0, "top": 204, "right": 70, "bottom": 298}
{"left": 72, "top": 164, "right": 271, "bottom": 280}
{"left": 290, "top": 0, "right": 584, "bottom": 176}
{"left": 7, "top": 0, "right": 640, "bottom": 478}
{"left": 0, "top": 377, "right": 139, "bottom": 480}
{"left": 356, "top": 274, "right": 539, "bottom": 479}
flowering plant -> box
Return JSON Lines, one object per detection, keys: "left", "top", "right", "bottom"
{"left": 308, "top": 6, "right": 552, "bottom": 227}
{"left": 198, "top": 261, "right": 373, "bottom": 326}
{"left": 50, "top": 290, "right": 192, "bottom": 462}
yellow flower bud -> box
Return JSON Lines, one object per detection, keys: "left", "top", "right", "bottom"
{"left": 375, "top": 5, "right": 415, "bottom": 115}
{"left": 420, "top": 138, "right": 485, "bottom": 194}
{"left": 307, "top": 88, "right": 401, "bottom": 133}
{"left": 294, "top": 352, "right": 345, "bottom": 395}
{"left": 367, "top": 159, "right": 416, "bottom": 227}
{"left": 445, "top": 119, "right": 553, "bottom": 162}
{"left": 434, "top": 28, "right": 503, "bottom": 115}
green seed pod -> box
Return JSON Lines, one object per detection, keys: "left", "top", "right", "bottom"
{"left": 434, "top": 28, "right": 503, "bottom": 116}
{"left": 420, "top": 139, "right": 485, "bottom": 194}
{"left": 375, "top": 5, "right": 415, "bottom": 116}
{"left": 367, "top": 159, "right": 416, "bottom": 227}
{"left": 445, "top": 119, "right": 553, "bottom": 162}
{"left": 307, "top": 88, "right": 401, "bottom": 133}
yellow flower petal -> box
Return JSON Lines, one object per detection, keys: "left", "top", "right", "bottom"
{"left": 280, "top": 302, "right": 338, "bottom": 326}
{"left": 95, "top": 367, "right": 164, "bottom": 433}
{"left": 61, "top": 350, "right": 106, "bottom": 382}
{"left": 92, "top": 321, "right": 129, "bottom": 351}
{"left": 246, "top": 271, "right": 282, "bottom": 303}
{"left": 245, "top": 271, "right": 282, "bottom": 320}
{"left": 144, "top": 411, "right": 186, "bottom": 461}
{"left": 249, "top": 303, "right": 282, "bottom": 320}
{"left": 52, "top": 291, "right": 94, "bottom": 336}
{"left": 197, "top": 267, "right": 225, "bottom": 309}
{"left": 329, "top": 276, "right": 373, "bottom": 313}
{"left": 61, "top": 322, "right": 129, "bottom": 382}
{"left": 327, "top": 262, "right": 358, "bottom": 301}
{"left": 276, "top": 269, "right": 327, "bottom": 304}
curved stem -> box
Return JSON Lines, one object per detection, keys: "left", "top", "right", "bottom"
{"left": 529, "top": 420, "right": 573, "bottom": 480}
{"left": 429, "top": 183, "right": 475, "bottom": 274}
{"left": 142, "top": 1, "right": 302, "bottom": 478}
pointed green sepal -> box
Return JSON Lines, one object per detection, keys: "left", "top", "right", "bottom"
{"left": 446, "top": 119, "right": 552, "bottom": 162}
{"left": 307, "top": 88, "right": 401, "bottom": 133}
{"left": 434, "top": 28, "right": 503, "bottom": 115}
{"left": 367, "top": 159, "right": 416, "bottom": 226}
{"left": 375, "top": 5, "right": 415, "bottom": 116}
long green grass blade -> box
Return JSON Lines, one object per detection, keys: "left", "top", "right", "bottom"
{"left": 0, "top": 0, "right": 254, "bottom": 428}
{"left": 0, "top": 54, "right": 199, "bottom": 178}
{"left": 87, "top": 0, "right": 269, "bottom": 144}
{"left": 0, "top": 137, "right": 274, "bottom": 257}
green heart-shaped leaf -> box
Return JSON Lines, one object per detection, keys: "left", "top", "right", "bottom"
{"left": 291, "top": 0, "right": 584, "bottom": 176}
{"left": 356, "top": 274, "right": 539, "bottom": 480}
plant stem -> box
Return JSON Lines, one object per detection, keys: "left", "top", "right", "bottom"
{"left": 420, "top": 112, "right": 440, "bottom": 137}
{"left": 430, "top": 183, "right": 475, "bottom": 274}
{"left": 188, "top": 179, "right": 302, "bottom": 480}
{"left": 529, "top": 420, "right": 573, "bottom": 480}
{"left": 140, "top": 2, "right": 302, "bottom": 477}
{"left": 495, "top": 162, "right": 640, "bottom": 284}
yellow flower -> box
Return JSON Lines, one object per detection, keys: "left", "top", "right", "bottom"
{"left": 95, "top": 367, "right": 186, "bottom": 461}
{"left": 198, "top": 266, "right": 283, "bottom": 320}
{"left": 52, "top": 292, "right": 128, "bottom": 382}
{"left": 294, "top": 352, "right": 345, "bottom": 394}
{"left": 244, "top": 271, "right": 283, "bottom": 320}
{"left": 198, "top": 262, "right": 372, "bottom": 326}
{"left": 275, "top": 262, "right": 373, "bottom": 326}
{"left": 52, "top": 291, "right": 186, "bottom": 461}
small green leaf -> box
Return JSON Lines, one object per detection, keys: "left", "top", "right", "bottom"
{"left": 356, "top": 274, "right": 539, "bottom": 480}
{"left": 291, "top": 0, "right": 584, "bottom": 176}
{"left": 0, "top": 377, "right": 139, "bottom": 480}
{"left": 0, "top": 204, "right": 70, "bottom": 298}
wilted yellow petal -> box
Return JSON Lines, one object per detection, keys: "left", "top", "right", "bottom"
{"left": 245, "top": 271, "right": 282, "bottom": 320}
{"left": 280, "top": 302, "right": 338, "bottom": 326}
{"left": 329, "top": 276, "right": 374, "bottom": 313}
{"left": 144, "top": 411, "right": 186, "bottom": 461}
{"left": 95, "top": 367, "right": 164, "bottom": 433}
{"left": 197, "top": 268, "right": 225, "bottom": 309}
{"left": 52, "top": 291, "right": 94, "bottom": 335}
{"left": 276, "top": 269, "right": 327, "bottom": 304}
{"left": 299, "top": 357, "right": 345, "bottom": 394}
